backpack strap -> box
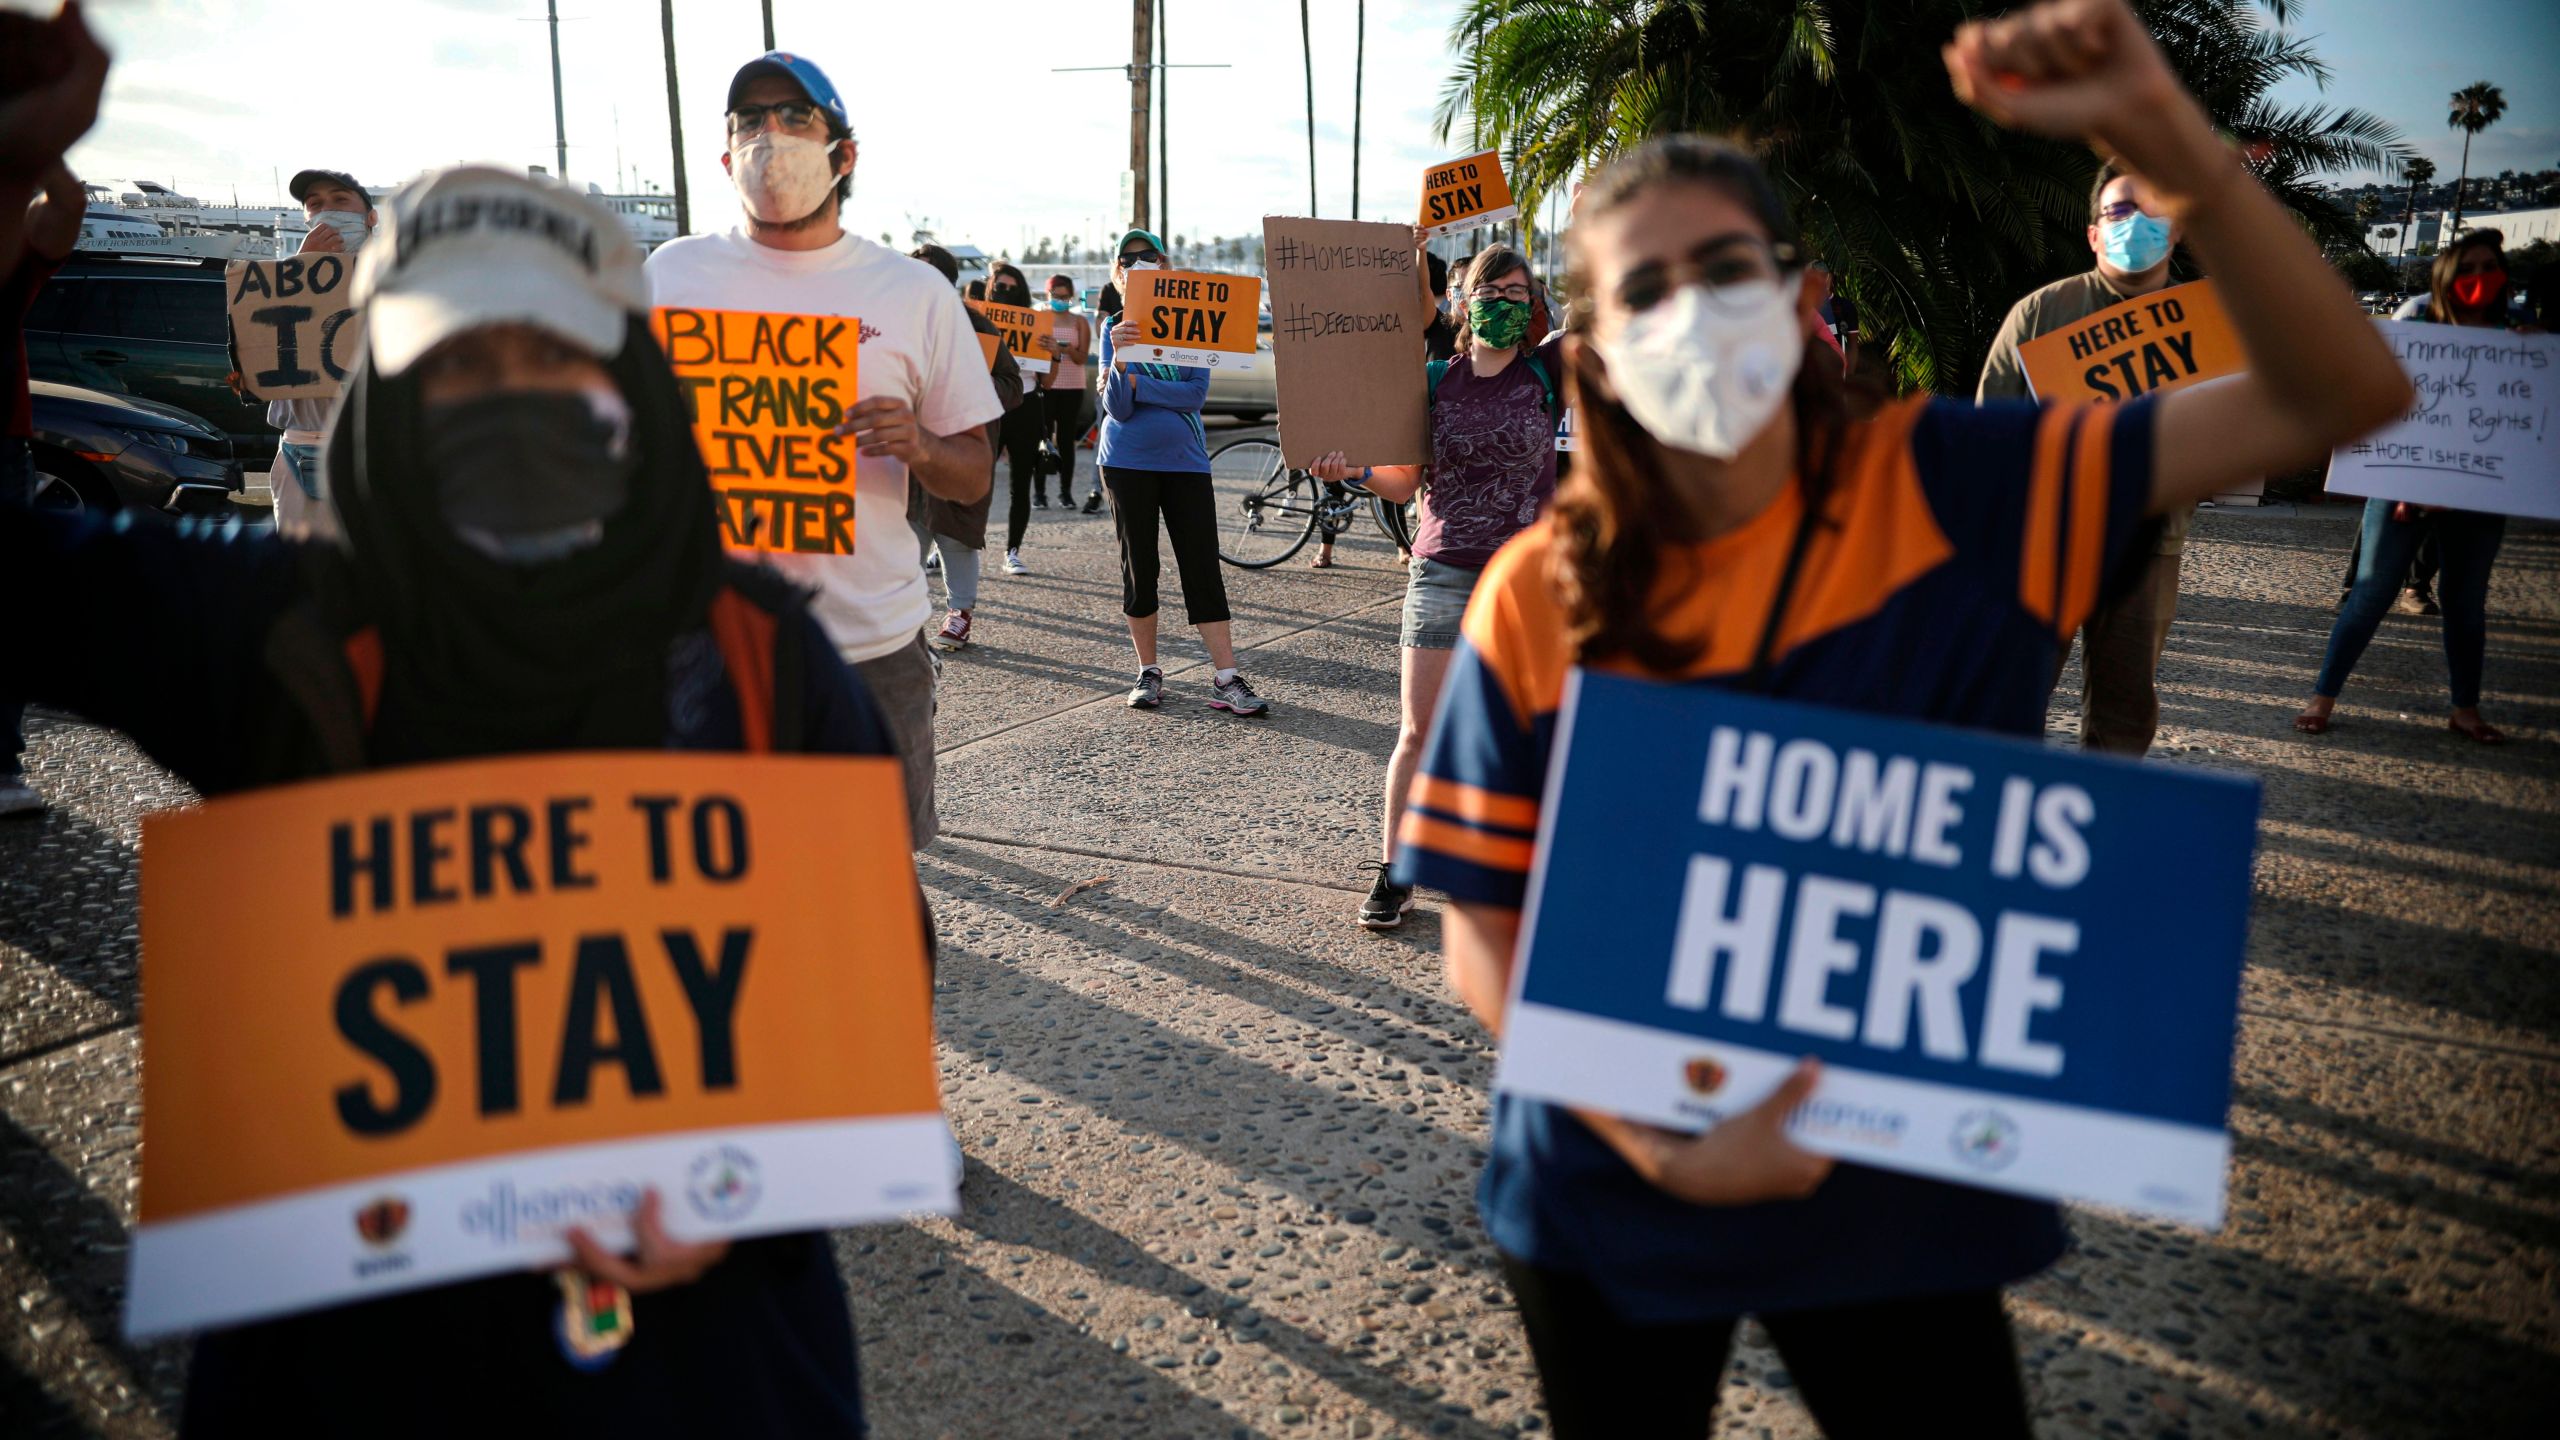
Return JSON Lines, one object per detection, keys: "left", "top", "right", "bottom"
{"left": 1523, "top": 351, "right": 1562, "bottom": 427}
{"left": 1425, "top": 358, "right": 1451, "bottom": 409}
{"left": 707, "top": 587, "right": 778, "bottom": 755}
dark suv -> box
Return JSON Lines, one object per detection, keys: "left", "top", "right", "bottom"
{"left": 24, "top": 252, "right": 276, "bottom": 468}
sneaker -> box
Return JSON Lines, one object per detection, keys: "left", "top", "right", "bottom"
{"left": 1357, "top": 860, "right": 1413, "bottom": 930}
{"left": 1033, "top": 493, "right": 1049, "bottom": 509}
{"left": 2413, "top": 584, "right": 2441, "bottom": 616}
{"left": 1126, "top": 666, "right": 1166, "bottom": 710}
{"left": 1003, "top": 550, "right": 1028, "bottom": 576}
{"left": 0, "top": 775, "right": 43, "bottom": 819}
{"left": 943, "top": 1123, "right": 967, "bottom": 1191}
{"left": 1209, "top": 672, "right": 1270, "bottom": 717}
{"left": 924, "top": 550, "right": 943, "bottom": 575}
{"left": 930, "top": 609, "right": 972, "bottom": 652}
{"left": 2392, "top": 588, "right": 2428, "bottom": 616}
{"left": 1081, "top": 492, "right": 1104, "bottom": 515}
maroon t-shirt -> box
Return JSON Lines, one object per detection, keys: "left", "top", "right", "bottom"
{"left": 4, "top": 249, "right": 62, "bottom": 439}
{"left": 1413, "top": 334, "right": 1563, "bottom": 568}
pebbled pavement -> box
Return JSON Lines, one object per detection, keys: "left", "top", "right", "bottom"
{"left": 3, "top": 459, "right": 2556, "bottom": 1437}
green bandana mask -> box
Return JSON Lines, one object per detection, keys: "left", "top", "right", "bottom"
{"left": 1468, "top": 297, "right": 1531, "bottom": 349}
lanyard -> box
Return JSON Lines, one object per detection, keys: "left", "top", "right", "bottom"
{"left": 1743, "top": 485, "right": 1826, "bottom": 694}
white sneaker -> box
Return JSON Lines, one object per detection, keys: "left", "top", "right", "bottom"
{"left": 0, "top": 775, "right": 43, "bottom": 819}
{"left": 1003, "top": 550, "right": 1028, "bottom": 576}
{"left": 943, "top": 1123, "right": 967, "bottom": 1190}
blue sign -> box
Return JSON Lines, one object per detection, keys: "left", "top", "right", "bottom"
{"left": 1502, "top": 672, "right": 2260, "bottom": 1226}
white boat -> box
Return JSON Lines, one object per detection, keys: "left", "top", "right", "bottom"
{"left": 76, "top": 205, "right": 275, "bottom": 261}
{"left": 589, "top": 184, "right": 678, "bottom": 253}
{"left": 82, "top": 178, "right": 294, "bottom": 260}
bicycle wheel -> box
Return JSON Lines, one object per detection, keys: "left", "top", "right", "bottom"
{"left": 1371, "top": 492, "right": 1420, "bottom": 555}
{"left": 1210, "top": 437, "right": 1320, "bottom": 568}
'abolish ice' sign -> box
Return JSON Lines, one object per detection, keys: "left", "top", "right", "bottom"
{"left": 1503, "top": 674, "right": 2260, "bottom": 1227}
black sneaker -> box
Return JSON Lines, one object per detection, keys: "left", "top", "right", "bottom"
{"left": 1081, "top": 492, "right": 1104, "bottom": 515}
{"left": 2413, "top": 583, "right": 2441, "bottom": 616}
{"left": 1034, "top": 492, "right": 1050, "bottom": 509}
{"left": 1357, "top": 861, "right": 1413, "bottom": 930}
{"left": 1127, "top": 666, "right": 1166, "bottom": 709}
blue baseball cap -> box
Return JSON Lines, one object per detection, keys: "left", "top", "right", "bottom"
{"left": 727, "top": 52, "right": 850, "bottom": 135}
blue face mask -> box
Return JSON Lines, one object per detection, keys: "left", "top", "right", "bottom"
{"left": 1049, "top": 297, "right": 1072, "bottom": 312}
{"left": 2100, "top": 211, "right": 2173, "bottom": 274}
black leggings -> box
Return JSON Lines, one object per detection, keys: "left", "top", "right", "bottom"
{"left": 1041, "top": 388, "right": 1084, "bottom": 498}
{"left": 1499, "top": 1254, "right": 2032, "bottom": 1440}
{"left": 996, "top": 404, "right": 1042, "bottom": 551}
{"left": 1103, "top": 466, "right": 1231, "bottom": 625}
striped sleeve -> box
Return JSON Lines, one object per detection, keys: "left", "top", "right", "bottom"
{"left": 1392, "top": 636, "right": 1552, "bottom": 911}
{"left": 1912, "top": 395, "right": 2161, "bottom": 640}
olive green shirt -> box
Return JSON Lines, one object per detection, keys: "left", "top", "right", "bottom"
{"left": 1978, "top": 269, "right": 2188, "bottom": 554}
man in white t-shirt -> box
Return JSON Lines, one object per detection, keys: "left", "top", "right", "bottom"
{"left": 647, "top": 51, "right": 1001, "bottom": 846}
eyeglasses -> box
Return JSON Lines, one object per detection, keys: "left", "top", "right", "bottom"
{"left": 2096, "top": 201, "right": 2154, "bottom": 223}
{"left": 1469, "top": 282, "right": 1532, "bottom": 302}
{"left": 1119, "top": 248, "right": 1164, "bottom": 266}
{"left": 1613, "top": 236, "right": 1799, "bottom": 315}
{"left": 727, "top": 100, "right": 827, "bottom": 136}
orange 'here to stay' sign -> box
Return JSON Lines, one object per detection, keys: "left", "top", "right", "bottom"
{"left": 1125, "top": 269, "right": 1263, "bottom": 371}
{"left": 966, "top": 298, "right": 1053, "bottom": 375}
{"left": 1419, "top": 150, "right": 1519, "bottom": 236}
{"left": 128, "top": 753, "right": 947, "bottom": 1338}
{"left": 2018, "top": 279, "right": 2245, "bottom": 404}
{"left": 652, "top": 306, "right": 862, "bottom": 556}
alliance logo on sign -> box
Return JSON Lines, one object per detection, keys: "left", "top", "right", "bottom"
{"left": 1950, "top": 1109, "right": 2023, "bottom": 1172}
{"left": 353, "top": 1195, "right": 414, "bottom": 1279}
{"left": 1682, "top": 1056, "right": 1728, "bottom": 1097}
{"left": 687, "top": 1145, "right": 763, "bottom": 1223}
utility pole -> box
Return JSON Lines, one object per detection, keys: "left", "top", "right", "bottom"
{"left": 547, "top": 0, "right": 569, "bottom": 180}
{"left": 761, "top": 0, "right": 774, "bottom": 51}
{"left": 1130, "top": 0, "right": 1152, "bottom": 233}
{"left": 1300, "top": 0, "right": 1317, "bottom": 216}
{"left": 660, "top": 0, "right": 689, "bottom": 234}
{"left": 1156, "top": 1, "right": 1168, "bottom": 245}
{"left": 1352, "top": 0, "right": 1364, "bottom": 218}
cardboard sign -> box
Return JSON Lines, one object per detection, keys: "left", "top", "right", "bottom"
{"left": 2018, "top": 279, "right": 2243, "bottom": 403}
{"left": 1261, "top": 216, "right": 1427, "bottom": 467}
{"left": 2324, "top": 323, "right": 2558, "bottom": 520}
{"left": 128, "top": 754, "right": 949, "bottom": 1338}
{"left": 225, "top": 256, "right": 366, "bottom": 402}
{"left": 1503, "top": 675, "right": 2260, "bottom": 1228}
{"left": 967, "top": 299, "right": 1053, "bottom": 375}
{"left": 1124, "top": 269, "right": 1262, "bottom": 371}
{"left": 1420, "top": 150, "right": 1519, "bottom": 237}
{"left": 652, "top": 307, "right": 862, "bottom": 556}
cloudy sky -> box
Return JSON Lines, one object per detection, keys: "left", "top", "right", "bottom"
{"left": 50, "top": 0, "right": 2560, "bottom": 256}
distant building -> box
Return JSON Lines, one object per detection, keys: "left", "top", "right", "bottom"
{"left": 2366, "top": 205, "right": 2560, "bottom": 256}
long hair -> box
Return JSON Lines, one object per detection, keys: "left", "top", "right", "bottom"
{"left": 2428, "top": 229, "right": 2509, "bottom": 324}
{"left": 1552, "top": 134, "right": 1869, "bottom": 673}
{"left": 1452, "top": 243, "right": 1533, "bottom": 350}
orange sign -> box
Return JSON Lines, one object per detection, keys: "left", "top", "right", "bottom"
{"left": 1125, "top": 269, "right": 1263, "bottom": 371}
{"left": 967, "top": 299, "right": 1054, "bottom": 375}
{"left": 651, "top": 306, "right": 862, "bottom": 556}
{"left": 129, "top": 754, "right": 944, "bottom": 1336}
{"left": 1420, "top": 150, "right": 1519, "bottom": 236}
{"left": 976, "top": 330, "right": 1003, "bottom": 371}
{"left": 2018, "top": 279, "right": 2244, "bottom": 403}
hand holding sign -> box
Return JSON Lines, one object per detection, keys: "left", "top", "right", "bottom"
{"left": 566, "top": 1188, "right": 727, "bottom": 1293}
{"left": 1612, "top": 1056, "right": 1834, "bottom": 1207}
{"left": 836, "top": 394, "right": 930, "bottom": 466}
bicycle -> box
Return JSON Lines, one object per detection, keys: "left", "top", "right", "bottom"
{"left": 1210, "top": 435, "right": 1417, "bottom": 569}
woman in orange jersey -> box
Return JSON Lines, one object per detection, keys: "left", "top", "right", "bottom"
{"left": 1390, "top": 2, "right": 2409, "bottom": 1435}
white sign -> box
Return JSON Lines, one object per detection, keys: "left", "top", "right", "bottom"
{"left": 2325, "top": 322, "right": 2558, "bottom": 520}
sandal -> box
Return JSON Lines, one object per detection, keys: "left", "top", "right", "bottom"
{"left": 2448, "top": 715, "right": 2505, "bottom": 744}
{"left": 1308, "top": 554, "right": 1335, "bottom": 569}
{"left": 2292, "top": 709, "right": 2332, "bottom": 735}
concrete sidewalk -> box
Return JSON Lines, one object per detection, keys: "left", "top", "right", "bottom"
{"left": 2, "top": 461, "right": 2556, "bottom": 1437}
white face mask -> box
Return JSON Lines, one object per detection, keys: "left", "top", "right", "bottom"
{"left": 1594, "top": 274, "right": 1804, "bottom": 460}
{"left": 311, "top": 209, "right": 370, "bottom": 250}
{"left": 729, "top": 131, "right": 839, "bottom": 224}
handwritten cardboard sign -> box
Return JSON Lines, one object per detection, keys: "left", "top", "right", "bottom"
{"left": 1261, "top": 216, "right": 1427, "bottom": 467}
{"left": 127, "top": 753, "right": 949, "bottom": 1338}
{"left": 1125, "top": 269, "right": 1262, "bottom": 371}
{"left": 1420, "top": 150, "right": 1519, "bottom": 237}
{"left": 651, "top": 306, "right": 861, "bottom": 556}
{"left": 2018, "top": 279, "right": 2243, "bottom": 403}
{"left": 1506, "top": 675, "right": 2260, "bottom": 1228}
{"left": 967, "top": 299, "right": 1053, "bottom": 375}
{"left": 2325, "top": 323, "right": 2558, "bottom": 520}
{"left": 225, "top": 256, "right": 366, "bottom": 402}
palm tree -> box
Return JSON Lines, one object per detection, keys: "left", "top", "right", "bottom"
{"left": 1438, "top": 0, "right": 2411, "bottom": 393}
{"left": 660, "top": 0, "right": 688, "bottom": 236}
{"left": 2398, "top": 155, "right": 2436, "bottom": 257}
{"left": 2446, "top": 81, "right": 2506, "bottom": 233}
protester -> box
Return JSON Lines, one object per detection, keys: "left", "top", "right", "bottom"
{"left": 0, "top": 161, "right": 79, "bottom": 820}
{"left": 260, "top": 167, "right": 374, "bottom": 538}
{"left": 1308, "top": 239, "right": 1564, "bottom": 928}
{"left": 645, "top": 50, "right": 1000, "bottom": 846}
{"left": 1, "top": 165, "right": 895, "bottom": 1437}
{"left": 1392, "top": 1, "right": 2409, "bottom": 1431}
{"left": 1038, "top": 270, "right": 1099, "bottom": 524}
{"left": 1424, "top": 250, "right": 1459, "bottom": 362}
{"left": 980, "top": 262, "right": 1057, "bottom": 558}
{"left": 1099, "top": 227, "right": 1268, "bottom": 715}
{"left": 2295, "top": 227, "right": 2520, "bottom": 743}
{"left": 909, "top": 243, "right": 1017, "bottom": 651}
{"left": 1977, "top": 162, "right": 2192, "bottom": 755}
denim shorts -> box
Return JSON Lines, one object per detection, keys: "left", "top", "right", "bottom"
{"left": 1401, "top": 555, "right": 1483, "bottom": 649}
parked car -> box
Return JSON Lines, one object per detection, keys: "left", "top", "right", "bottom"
{"left": 1202, "top": 310, "right": 1276, "bottom": 423}
{"left": 28, "top": 379, "right": 244, "bottom": 517}
{"left": 23, "top": 251, "right": 276, "bottom": 468}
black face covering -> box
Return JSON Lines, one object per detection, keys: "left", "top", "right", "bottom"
{"left": 990, "top": 281, "right": 1030, "bottom": 306}
{"left": 426, "top": 391, "right": 637, "bottom": 543}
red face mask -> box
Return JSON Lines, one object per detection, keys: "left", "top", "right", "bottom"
{"left": 2450, "top": 270, "right": 2505, "bottom": 311}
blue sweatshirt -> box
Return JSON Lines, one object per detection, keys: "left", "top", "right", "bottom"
{"left": 1097, "top": 322, "right": 1210, "bottom": 473}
